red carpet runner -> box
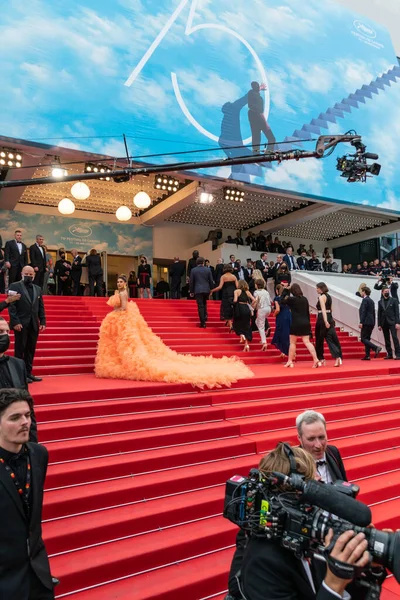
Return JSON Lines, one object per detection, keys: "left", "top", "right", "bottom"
{"left": 1, "top": 296, "right": 399, "bottom": 599}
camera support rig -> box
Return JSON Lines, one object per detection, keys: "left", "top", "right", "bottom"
{"left": 0, "top": 133, "right": 380, "bottom": 189}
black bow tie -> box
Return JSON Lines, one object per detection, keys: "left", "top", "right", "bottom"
{"left": 316, "top": 460, "right": 326, "bottom": 467}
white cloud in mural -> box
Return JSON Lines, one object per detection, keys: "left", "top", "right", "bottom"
{"left": 377, "top": 192, "right": 400, "bottom": 211}
{"left": 266, "top": 157, "right": 324, "bottom": 196}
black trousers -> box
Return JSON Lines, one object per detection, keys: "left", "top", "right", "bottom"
{"left": 89, "top": 273, "right": 104, "bottom": 296}
{"left": 34, "top": 270, "right": 45, "bottom": 289}
{"left": 248, "top": 111, "right": 276, "bottom": 152}
{"left": 29, "top": 568, "right": 54, "bottom": 600}
{"left": 14, "top": 325, "right": 39, "bottom": 376}
{"left": 71, "top": 276, "right": 81, "bottom": 296}
{"left": 360, "top": 325, "right": 378, "bottom": 357}
{"left": 195, "top": 293, "right": 209, "bottom": 325}
{"left": 57, "top": 277, "right": 71, "bottom": 296}
{"left": 170, "top": 280, "right": 181, "bottom": 299}
{"left": 315, "top": 314, "right": 342, "bottom": 360}
{"left": 9, "top": 265, "right": 23, "bottom": 284}
{"left": 382, "top": 323, "right": 400, "bottom": 357}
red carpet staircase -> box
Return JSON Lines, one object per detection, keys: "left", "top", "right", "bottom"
{"left": 1, "top": 296, "right": 400, "bottom": 599}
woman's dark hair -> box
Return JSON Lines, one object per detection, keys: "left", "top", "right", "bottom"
{"left": 223, "top": 264, "right": 233, "bottom": 274}
{"left": 316, "top": 282, "right": 329, "bottom": 294}
{"left": 275, "top": 284, "right": 284, "bottom": 296}
{"left": 0, "top": 388, "right": 33, "bottom": 417}
{"left": 117, "top": 274, "right": 127, "bottom": 283}
{"left": 58, "top": 248, "right": 65, "bottom": 257}
{"left": 140, "top": 255, "right": 147, "bottom": 262}
{"left": 255, "top": 278, "right": 265, "bottom": 289}
{"left": 89, "top": 248, "right": 97, "bottom": 256}
{"left": 278, "top": 265, "right": 287, "bottom": 273}
{"left": 290, "top": 283, "right": 303, "bottom": 297}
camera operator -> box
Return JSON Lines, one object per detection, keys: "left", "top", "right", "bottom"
{"left": 374, "top": 275, "right": 399, "bottom": 302}
{"left": 238, "top": 443, "right": 373, "bottom": 600}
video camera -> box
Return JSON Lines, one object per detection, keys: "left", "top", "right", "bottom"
{"left": 224, "top": 469, "right": 400, "bottom": 597}
{"left": 336, "top": 138, "right": 381, "bottom": 183}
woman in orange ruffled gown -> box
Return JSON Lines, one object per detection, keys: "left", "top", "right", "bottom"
{"left": 95, "top": 275, "right": 254, "bottom": 388}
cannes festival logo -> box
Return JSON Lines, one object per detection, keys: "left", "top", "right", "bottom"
{"left": 69, "top": 224, "right": 92, "bottom": 238}
{"left": 353, "top": 20, "right": 376, "bottom": 39}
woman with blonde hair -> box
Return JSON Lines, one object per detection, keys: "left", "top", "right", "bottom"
{"left": 233, "top": 280, "right": 255, "bottom": 351}
{"left": 356, "top": 282, "right": 367, "bottom": 297}
{"left": 250, "top": 268, "right": 265, "bottom": 294}
{"left": 95, "top": 275, "right": 254, "bottom": 388}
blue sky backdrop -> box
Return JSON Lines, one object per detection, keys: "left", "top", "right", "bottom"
{"left": 1, "top": 0, "right": 399, "bottom": 210}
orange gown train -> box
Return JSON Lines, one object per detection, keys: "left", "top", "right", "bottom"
{"left": 95, "top": 295, "right": 254, "bottom": 389}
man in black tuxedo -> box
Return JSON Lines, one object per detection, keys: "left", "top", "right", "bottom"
{"left": 296, "top": 409, "right": 347, "bottom": 482}
{"left": 297, "top": 250, "right": 309, "bottom": 271}
{"left": 4, "top": 229, "right": 28, "bottom": 284}
{"left": 359, "top": 286, "right": 381, "bottom": 360}
{"left": 255, "top": 252, "right": 270, "bottom": 283}
{"left": 283, "top": 246, "right": 299, "bottom": 271}
{"left": 70, "top": 249, "right": 82, "bottom": 296}
{"left": 0, "top": 388, "right": 54, "bottom": 599}
{"left": 187, "top": 250, "right": 199, "bottom": 280}
{"left": 8, "top": 266, "right": 46, "bottom": 383}
{"left": 0, "top": 317, "right": 38, "bottom": 442}
{"left": 243, "top": 258, "right": 254, "bottom": 283}
{"left": 189, "top": 257, "right": 214, "bottom": 328}
{"left": 29, "top": 235, "right": 47, "bottom": 289}
{"left": 378, "top": 286, "right": 400, "bottom": 359}
{"left": 169, "top": 257, "right": 185, "bottom": 299}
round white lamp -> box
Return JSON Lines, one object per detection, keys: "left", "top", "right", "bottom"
{"left": 133, "top": 191, "right": 151, "bottom": 209}
{"left": 116, "top": 205, "right": 132, "bottom": 221}
{"left": 58, "top": 198, "right": 76, "bottom": 215}
{"left": 71, "top": 181, "right": 90, "bottom": 200}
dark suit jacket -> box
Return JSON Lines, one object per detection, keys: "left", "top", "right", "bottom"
{"left": 0, "top": 300, "right": 8, "bottom": 312}
{"left": 375, "top": 280, "right": 399, "bottom": 302}
{"left": 7, "top": 282, "right": 46, "bottom": 331}
{"left": 4, "top": 239, "right": 28, "bottom": 268}
{"left": 243, "top": 267, "right": 253, "bottom": 283}
{"left": 359, "top": 296, "right": 376, "bottom": 327}
{"left": 298, "top": 256, "right": 309, "bottom": 271}
{"left": 189, "top": 265, "right": 214, "bottom": 294}
{"left": 29, "top": 244, "right": 47, "bottom": 273}
{"left": 169, "top": 261, "right": 185, "bottom": 282}
{"left": 55, "top": 259, "right": 71, "bottom": 279}
{"left": 0, "top": 442, "right": 53, "bottom": 597}
{"left": 326, "top": 444, "right": 347, "bottom": 481}
{"left": 255, "top": 260, "right": 270, "bottom": 281}
{"left": 378, "top": 296, "right": 400, "bottom": 327}
{"left": 214, "top": 263, "right": 224, "bottom": 286}
{"left": 84, "top": 254, "right": 103, "bottom": 276}
{"left": 71, "top": 255, "right": 83, "bottom": 280}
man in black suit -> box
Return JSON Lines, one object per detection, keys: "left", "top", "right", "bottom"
{"left": 4, "top": 229, "right": 28, "bottom": 284}
{"left": 70, "top": 249, "right": 82, "bottom": 296}
{"left": 243, "top": 258, "right": 254, "bottom": 283}
{"left": 187, "top": 250, "right": 199, "bottom": 280}
{"left": 296, "top": 409, "right": 347, "bottom": 482}
{"left": 297, "top": 250, "right": 309, "bottom": 271}
{"left": 0, "top": 388, "right": 54, "bottom": 599}
{"left": 169, "top": 257, "right": 185, "bottom": 299}
{"left": 378, "top": 286, "right": 400, "bottom": 359}
{"left": 8, "top": 265, "right": 46, "bottom": 383}
{"left": 283, "top": 246, "right": 299, "bottom": 271}
{"left": 189, "top": 257, "right": 214, "bottom": 328}
{"left": 0, "top": 317, "right": 38, "bottom": 442}
{"left": 255, "top": 252, "right": 270, "bottom": 283}
{"left": 374, "top": 275, "right": 399, "bottom": 302}
{"left": 359, "top": 286, "right": 382, "bottom": 360}
{"left": 29, "top": 235, "right": 47, "bottom": 289}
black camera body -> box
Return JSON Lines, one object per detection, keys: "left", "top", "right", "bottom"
{"left": 336, "top": 138, "right": 381, "bottom": 183}
{"left": 223, "top": 469, "right": 400, "bottom": 592}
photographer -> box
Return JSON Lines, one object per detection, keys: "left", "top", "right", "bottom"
{"left": 374, "top": 275, "right": 398, "bottom": 302}
{"left": 238, "top": 443, "right": 374, "bottom": 600}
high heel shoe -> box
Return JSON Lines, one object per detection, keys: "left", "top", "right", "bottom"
{"left": 284, "top": 361, "right": 294, "bottom": 368}
{"left": 240, "top": 335, "right": 246, "bottom": 344}
{"left": 334, "top": 357, "right": 343, "bottom": 367}
{"left": 313, "top": 361, "right": 322, "bottom": 368}
{"left": 243, "top": 343, "right": 250, "bottom": 352}
{"left": 261, "top": 344, "right": 268, "bottom": 352}
{"left": 319, "top": 359, "right": 326, "bottom": 366}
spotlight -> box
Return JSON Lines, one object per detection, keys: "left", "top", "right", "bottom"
{"left": 154, "top": 174, "right": 183, "bottom": 194}
{"left": 52, "top": 167, "right": 68, "bottom": 178}
{"left": 199, "top": 191, "right": 214, "bottom": 204}
{"left": 224, "top": 187, "right": 245, "bottom": 202}
{"left": 85, "top": 162, "right": 112, "bottom": 181}
{"left": 0, "top": 148, "right": 23, "bottom": 169}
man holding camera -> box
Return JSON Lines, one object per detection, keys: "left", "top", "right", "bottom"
{"left": 374, "top": 275, "right": 399, "bottom": 302}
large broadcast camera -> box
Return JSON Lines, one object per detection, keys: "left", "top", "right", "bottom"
{"left": 336, "top": 136, "right": 381, "bottom": 182}
{"left": 224, "top": 468, "right": 400, "bottom": 598}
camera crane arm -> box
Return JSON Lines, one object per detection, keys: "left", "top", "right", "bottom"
{"left": 0, "top": 134, "right": 373, "bottom": 190}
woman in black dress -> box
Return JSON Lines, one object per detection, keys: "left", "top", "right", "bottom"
{"left": 315, "top": 282, "right": 343, "bottom": 367}
{"left": 211, "top": 264, "right": 237, "bottom": 330}
{"left": 137, "top": 256, "right": 152, "bottom": 298}
{"left": 281, "top": 283, "right": 320, "bottom": 368}
{"left": 233, "top": 280, "right": 255, "bottom": 351}
{"left": 275, "top": 264, "right": 291, "bottom": 286}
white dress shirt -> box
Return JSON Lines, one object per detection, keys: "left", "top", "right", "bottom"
{"left": 16, "top": 241, "right": 23, "bottom": 254}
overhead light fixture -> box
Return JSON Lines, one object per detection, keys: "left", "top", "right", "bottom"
{"left": 52, "top": 166, "right": 68, "bottom": 178}
{"left": 199, "top": 191, "right": 214, "bottom": 204}
{"left": 116, "top": 205, "right": 132, "bottom": 221}
{"left": 85, "top": 162, "right": 112, "bottom": 181}
{"left": 0, "top": 148, "right": 22, "bottom": 169}
{"left": 154, "top": 175, "right": 181, "bottom": 193}
{"left": 133, "top": 191, "right": 151, "bottom": 209}
{"left": 224, "top": 186, "right": 245, "bottom": 202}
{"left": 71, "top": 181, "right": 90, "bottom": 200}
{"left": 58, "top": 198, "right": 75, "bottom": 215}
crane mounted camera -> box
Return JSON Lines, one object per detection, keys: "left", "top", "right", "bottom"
{"left": 336, "top": 137, "right": 381, "bottom": 182}
{"left": 224, "top": 469, "right": 400, "bottom": 599}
